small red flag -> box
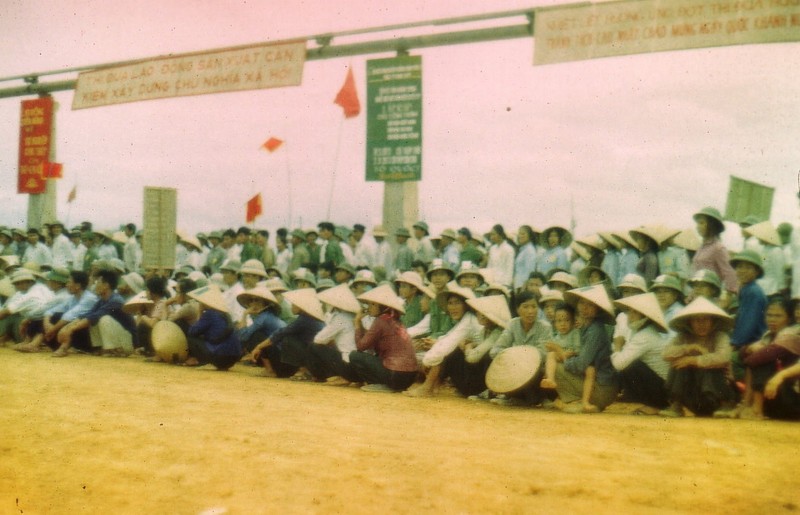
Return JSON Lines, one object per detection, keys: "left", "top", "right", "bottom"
{"left": 261, "top": 137, "right": 283, "bottom": 152}
{"left": 67, "top": 186, "right": 77, "bottom": 203}
{"left": 44, "top": 162, "right": 63, "bottom": 179}
{"left": 334, "top": 67, "right": 360, "bottom": 118}
{"left": 246, "top": 193, "right": 262, "bottom": 223}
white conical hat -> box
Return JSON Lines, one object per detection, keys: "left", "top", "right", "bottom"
{"left": 188, "top": 284, "right": 228, "bottom": 313}
{"left": 485, "top": 346, "right": 541, "bottom": 394}
{"left": 284, "top": 288, "right": 325, "bottom": 321}
{"left": 669, "top": 296, "right": 734, "bottom": 334}
{"left": 538, "top": 287, "right": 564, "bottom": 305}
{"left": 744, "top": 221, "right": 780, "bottom": 247}
{"left": 236, "top": 285, "right": 279, "bottom": 309}
{"left": 394, "top": 271, "right": 434, "bottom": 299}
{"left": 613, "top": 293, "right": 667, "bottom": 332}
{"left": 152, "top": 320, "right": 189, "bottom": 364}
{"left": 317, "top": 283, "right": 361, "bottom": 314}
{"left": 357, "top": 283, "right": 405, "bottom": 314}
{"left": 466, "top": 295, "right": 511, "bottom": 329}
{"left": 564, "top": 284, "right": 616, "bottom": 324}
{"left": 0, "top": 277, "right": 14, "bottom": 297}
{"left": 122, "top": 291, "right": 154, "bottom": 314}
{"left": 672, "top": 228, "right": 702, "bottom": 252}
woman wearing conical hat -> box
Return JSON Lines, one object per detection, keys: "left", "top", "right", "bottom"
{"left": 236, "top": 286, "right": 285, "bottom": 356}
{"left": 610, "top": 293, "right": 671, "bottom": 414}
{"left": 350, "top": 284, "right": 418, "bottom": 393}
{"left": 185, "top": 284, "right": 242, "bottom": 370}
{"left": 306, "top": 284, "right": 361, "bottom": 385}
{"left": 660, "top": 297, "right": 736, "bottom": 417}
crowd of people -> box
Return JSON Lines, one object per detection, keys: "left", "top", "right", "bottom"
{"left": 1, "top": 205, "right": 800, "bottom": 420}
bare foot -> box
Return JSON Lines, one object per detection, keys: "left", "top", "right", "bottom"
{"left": 540, "top": 378, "right": 558, "bottom": 389}
{"left": 404, "top": 386, "right": 435, "bottom": 398}
{"left": 582, "top": 403, "right": 599, "bottom": 413}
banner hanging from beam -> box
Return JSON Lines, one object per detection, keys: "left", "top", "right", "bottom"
{"left": 534, "top": 0, "right": 800, "bottom": 65}
{"left": 72, "top": 41, "right": 306, "bottom": 109}
{"left": 18, "top": 97, "right": 53, "bottom": 194}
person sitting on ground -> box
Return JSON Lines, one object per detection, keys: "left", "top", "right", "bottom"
{"left": 134, "top": 276, "right": 170, "bottom": 356}
{"left": 395, "top": 271, "right": 433, "bottom": 329}
{"left": 350, "top": 284, "right": 418, "bottom": 393}
{"left": 724, "top": 296, "right": 799, "bottom": 420}
{"left": 486, "top": 291, "right": 553, "bottom": 406}
{"left": 249, "top": 288, "right": 324, "bottom": 379}
{"left": 550, "top": 284, "right": 619, "bottom": 413}
{"left": 729, "top": 249, "right": 767, "bottom": 381}
{"left": 660, "top": 297, "right": 737, "bottom": 417}
{"left": 165, "top": 278, "right": 200, "bottom": 331}
{"left": 236, "top": 285, "right": 285, "bottom": 357}
{"left": 609, "top": 292, "right": 671, "bottom": 415}
{"left": 650, "top": 274, "right": 685, "bottom": 342}
{"left": 463, "top": 295, "right": 512, "bottom": 401}
{"left": 0, "top": 269, "right": 54, "bottom": 346}
{"left": 407, "top": 259, "right": 455, "bottom": 344}
{"left": 184, "top": 284, "right": 241, "bottom": 370}
{"left": 307, "top": 284, "right": 361, "bottom": 386}
{"left": 406, "top": 284, "right": 482, "bottom": 398}
{"left": 540, "top": 302, "right": 582, "bottom": 391}
{"left": 52, "top": 269, "right": 137, "bottom": 357}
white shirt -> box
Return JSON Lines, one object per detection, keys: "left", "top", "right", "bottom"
{"left": 4, "top": 282, "right": 54, "bottom": 319}
{"left": 51, "top": 234, "right": 74, "bottom": 270}
{"left": 313, "top": 310, "right": 356, "bottom": 362}
{"left": 222, "top": 281, "right": 245, "bottom": 321}
{"left": 354, "top": 236, "right": 377, "bottom": 269}
{"left": 487, "top": 240, "right": 515, "bottom": 287}
{"left": 422, "top": 312, "right": 483, "bottom": 367}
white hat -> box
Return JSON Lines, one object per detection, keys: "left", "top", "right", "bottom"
{"left": 436, "top": 282, "right": 476, "bottom": 311}
{"left": 240, "top": 259, "right": 268, "bottom": 278}
{"left": 564, "top": 284, "right": 616, "bottom": 324}
{"left": 613, "top": 293, "right": 667, "bottom": 332}
{"left": 317, "top": 283, "right": 361, "bottom": 314}
{"left": 744, "top": 221, "right": 781, "bottom": 247}
{"left": 617, "top": 274, "right": 647, "bottom": 293}
{"left": 538, "top": 287, "right": 564, "bottom": 305}
{"left": 357, "top": 283, "right": 405, "bottom": 314}
{"left": 669, "top": 296, "right": 734, "bottom": 334}
{"left": 188, "top": 284, "right": 229, "bottom": 313}
{"left": 394, "top": 271, "right": 434, "bottom": 299}
{"left": 122, "top": 291, "right": 154, "bottom": 314}
{"left": 284, "top": 288, "right": 325, "bottom": 321}
{"left": 485, "top": 346, "right": 541, "bottom": 394}
{"left": 466, "top": 295, "right": 511, "bottom": 329}
{"left": 237, "top": 286, "right": 279, "bottom": 309}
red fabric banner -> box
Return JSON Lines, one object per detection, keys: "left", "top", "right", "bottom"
{"left": 246, "top": 193, "right": 262, "bottom": 223}
{"left": 18, "top": 97, "right": 54, "bottom": 194}
{"left": 44, "top": 162, "right": 63, "bottom": 179}
{"left": 334, "top": 67, "right": 360, "bottom": 118}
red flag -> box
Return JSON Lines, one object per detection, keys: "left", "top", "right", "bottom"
{"left": 246, "top": 193, "right": 262, "bottom": 223}
{"left": 67, "top": 185, "right": 77, "bottom": 203}
{"left": 44, "top": 162, "right": 63, "bottom": 179}
{"left": 334, "top": 67, "right": 360, "bottom": 118}
{"left": 261, "top": 137, "right": 283, "bottom": 152}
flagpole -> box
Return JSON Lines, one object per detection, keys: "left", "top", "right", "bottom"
{"left": 326, "top": 115, "right": 345, "bottom": 221}
{"left": 284, "top": 142, "right": 293, "bottom": 229}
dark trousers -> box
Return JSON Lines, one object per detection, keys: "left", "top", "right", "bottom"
{"left": 261, "top": 343, "right": 299, "bottom": 378}
{"left": 348, "top": 351, "right": 417, "bottom": 391}
{"left": 441, "top": 348, "right": 489, "bottom": 397}
{"left": 666, "top": 367, "right": 736, "bottom": 416}
{"left": 187, "top": 336, "right": 239, "bottom": 371}
{"left": 279, "top": 336, "right": 312, "bottom": 369}
{"left": 307, "top": 344, "right": 357, "bottom": 382}
{"left": 619, "top": 360, "right": 669, "bottom": 409}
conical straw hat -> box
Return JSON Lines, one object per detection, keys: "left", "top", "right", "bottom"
{"left": 564, "top": 284, "right": 616, "bottom": 324}
{"left": 672, "top": 228, "right": 701, "bottom": 252}
{"left": 485, "top": 346, "right": 541, "bottom": 394}
{"left": 357, "top": 283, "right": 405, "bottom": 314}
{"left": 538, "top": 287, "right": 564, "bottom": 305}
{"left": 263, "top": 277, "right": 289, "bottom": 293}
{"left": 236, "top": 286, "right": 278, "bottom": 309}
{"left": 317, "top": 283, "right": 361, "bottom": 314}
{"left": 0, "top": 277, "right": 14, "bottom": 298}
{"left": 151, "top": 320, "right": 189, "bottom": 363}
{"left": 569, "top": 241, "right": 591, "bottom": 262}
{"left": 188, "top": 284, "right": 229, "bottom": 313}
{"left": 394, "top": 270, "right": 434, "bottom": 299}
{"left": 466, "top": 295, "right": 511, "bottom": 329}
{"left": 598, "top": 231, "right": 623, "bottom": 250}
{"left": 613, "top": 292, "right": 667, "bottom": 332}
{"left": 436, "top": 282, "right": 476, "bottom": 311}
{"left": 284, "top": 288, "right": 325, "bottom": 321}
{"left": 744, "top": 221, "right": 780, "bottom": 246}
{"left": 122, "top": 291, "right": 154, "bottom": 314}
{"left": 614, "top": 230, "right": 639, "bottom": 250}
{"left": 669, "top": 296, "right": 734, "bottom": 334}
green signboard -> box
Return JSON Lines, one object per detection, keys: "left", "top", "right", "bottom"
{"left": 725, "top": 175, "right": 774, "bottom": 223}
{"left": 366, "top": 55, "right": 422, "bottom": 182}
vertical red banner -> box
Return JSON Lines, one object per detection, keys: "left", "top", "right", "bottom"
{"left": 18, "top": 97, "right": 54, "bottom": 194}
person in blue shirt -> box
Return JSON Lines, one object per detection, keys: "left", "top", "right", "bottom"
{"left": 236, "top": 286, "right": 286, "bottom": 355}
{"left": 729, "top": 249, "right": 767, "bottom": 381}
{"left": 185, "top": 284, "right": 242, "bottom": 370}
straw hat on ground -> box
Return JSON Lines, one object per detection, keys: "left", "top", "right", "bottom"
{"left": 317, "top": 283, "right": 361, "bottom": 314}
{"left": 394, "top": 271, "right": 434, "bottom": 299}
{"left": 436, "top": 282, "right": 476, "bottom": 311}
{"left": 188, "top": 284, "right": 229, "bottom": 313}
{"left": 744, "top": 221, "right": 781, "bottom": 247}
{"left": 236, "top": 286, "right": 279, "bottom": 309}
{"left": 357, "top": 283, "right": 405, "bottom": 314}
{"left": 669, "top": 296, "right": 734, "bottom": 334}
{"left": 467, "top": 295, "right": 511, "bottom": 329}
{"left": 284, "top": 288, "right": 326, "bottom": 321}
{"left": 613, "top": 293, "right": 667, "bottom": 332}
{"left": 564, "top": 284, "right": 616, "bottom": 324}
{"left": 122, "top": 291, "right": 154, "bottom": 314}
{"left": 485, "top": 346, "right": 542, "bottom": 394}
{"left": 151, "top": 320, "right": 189, "bottom": 363}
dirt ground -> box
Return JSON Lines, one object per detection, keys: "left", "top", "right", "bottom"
{"left": 1, "top": 347, "right": 798, "bottom": 515}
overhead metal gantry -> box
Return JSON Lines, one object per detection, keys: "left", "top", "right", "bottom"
{"left": 0, "top": 5, "right": 570, "bottom": 99}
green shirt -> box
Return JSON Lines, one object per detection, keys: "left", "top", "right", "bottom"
{"left": 401, "top": 294, "right": 425, "bottom": 328}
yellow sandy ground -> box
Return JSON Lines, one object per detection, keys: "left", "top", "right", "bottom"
{"left": 1, "top": 347, "right": 797, "bottom": 514}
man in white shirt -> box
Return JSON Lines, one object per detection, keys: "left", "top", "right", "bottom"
{"left": 50, "top": 222, "right": 74, "bottom": 270}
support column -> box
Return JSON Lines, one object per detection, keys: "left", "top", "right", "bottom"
{"left": 382, "top": 181, "right": 418, "bottom": 249}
